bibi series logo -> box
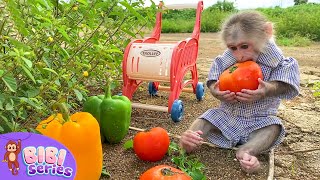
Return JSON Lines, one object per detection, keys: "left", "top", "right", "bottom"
{"left": 0, "top": 132, "right": 76, "bottom": 180}
{"left": 23, "top": 145, "right": 72, "bottom": 177}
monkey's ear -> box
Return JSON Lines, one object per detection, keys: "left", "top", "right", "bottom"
{"left": 265, "top": 22, "right": 273, "bottom": 39}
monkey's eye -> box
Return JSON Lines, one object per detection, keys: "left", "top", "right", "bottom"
{"left": 229, "top": 46, "right": 237, "bottom": 51}
{"left": 240, "top": 44, "right": 249, "bottom": 49}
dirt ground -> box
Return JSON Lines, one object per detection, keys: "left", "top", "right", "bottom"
{"left": 101, "top": 33, "right": 320, "bottom": 180}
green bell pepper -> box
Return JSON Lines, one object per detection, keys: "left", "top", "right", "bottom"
{"left": 83, "top": 79, "right": 131, "bottom": 144}
{"left": 83, "top": 94, "right": 105, "bottom": 142}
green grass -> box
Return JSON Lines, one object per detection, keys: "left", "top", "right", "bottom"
{"left": 162, "top": 19, "right": 195, "bottom": 33}
{"left": 276, "top": 34, "right": 313, "bottom": 46}
{"left": 161, "top": 3, "right": 320, "bottom": 44}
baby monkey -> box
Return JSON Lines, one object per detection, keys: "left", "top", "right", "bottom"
{"left": 180, "top": 11, "right": 300, "bottom": 173}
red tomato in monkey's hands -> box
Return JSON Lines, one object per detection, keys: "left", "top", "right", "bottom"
{"left": 133, "top": 127, "right": 170, "bottom": 162}
{"left": 219, "top": 61, "right": 263, "bottom": 92}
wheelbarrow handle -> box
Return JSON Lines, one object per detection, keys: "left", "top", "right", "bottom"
{"left": 164, "top": 3, "right": 198, "bottom": 10}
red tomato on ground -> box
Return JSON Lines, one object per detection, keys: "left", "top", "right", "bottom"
{"left": 140, "top": 165, "right": 192, "bottom": 180}
{"left": 133, "top": 127, "right": 170, "bottom": 162}
{"left": 219, "top": 60, "right": 263, "bottom": 92}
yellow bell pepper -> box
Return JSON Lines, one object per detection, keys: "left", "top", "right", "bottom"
{"left": 36, "top": 103, "right": 102, "bottom": 180}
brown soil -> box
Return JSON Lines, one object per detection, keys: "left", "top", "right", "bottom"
{"left": 101, "top": 33, "right": 320, "bottom": 180}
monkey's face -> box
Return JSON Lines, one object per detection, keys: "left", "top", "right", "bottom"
{"left": 6, "top": 144, "right": 17, "bottom": 152}
{"left": 227, "top": 41, "right": 259, "bottom": 62}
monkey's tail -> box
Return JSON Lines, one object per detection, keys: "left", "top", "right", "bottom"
{"left": 11, "top": 167, "right": 18, "bottom": 176}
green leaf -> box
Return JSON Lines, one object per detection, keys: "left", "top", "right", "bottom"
{"left": 42, "top": 57, "right": 51, "bottom": 68}
{"left": 172, "top": 156, "right": 182, "bottom": 165}
{"left": 109, "top": 11, "right": 124, "bottom": 18}
{"left": 35, "top": 0, "right": 53, "bottom": 9}
{"left": 20, "top": 128, "right": 28, "bottom": 132}
{"left": 101, "top": 165, "right": 111, "bottom": 177}
{"left": 7, "top": 1, "right": 29, "bottom": 36}
{"left": 0, "top": 94, "right": 4, "bottom": 109}
{"left": 0, "top": 116, "right": 13, "bottom": 133}
{"left": 189, "top": 170, "right": 206, "bottom": 180}
{"left": 0, "top": 125, "right": 4, "bottom": 132}
{"left": 123, "top": 139, "right": 133, "bottom": 150}
{"left": 20, "top": 97, "right": 42, "bottom": 110}
{"left": 105, "top": 48, "right": 123, "bottom": 54}
{"left": 43, "top": 68, "right": 58, "bottom": 75}
{"left": 8, "top": 38, "right": 31, "bottom": 50}
{"left": 95, "top": 2, "right": 110, "bottom": 9}
{"left": 168, "top": 142, "right": 179, "bottom": 155}
{"left": 34, "top": 15, "right": 52, "bottom": 23}
{"left": 54, "top": 79, "right": 61, "bottom": 86}
{"left": 0, "top": 101, "right": 3, "bottom": 110}
{"left": 10, "top": 109, "right": 17, "bottom": 118}
{"left": 2, "top": 74, "right": 17, "bottom": 92}
{"left": 5, "top": 99, "right": 14, "bottom": 111}
{"left": 122, "top": 28, "right": 136, "bottom": 38}
{"left": 29, "top": 128, "right": 42, "bottom": 134}
{"left": 23, "top": 52, "right": 31, "bottom": 56}
{"left": 73, "top": 89, "right": 83, "bottom": 101}
{"left": 21, "top": 57, "right": 33, "bottom": 68}
{"left": 77, "top": 0, "right": 88, "bottom": 6}
{"left": 170, "top": 146, "right": 206, "bottom": 179}
{"left": 49, "top": 86, "right": 60, "bottom": 93}
{"left": 59, "top": 46, "right": 70, "bottom": 58}
{"left": 27, "top": 88, "right": 40, "bottom": 98}
{"left": 9, "top": 51, "right": 17, "bottom": 56}
{"left": 0, "top": 115, "right": 8, "bottom": 121}
{"left": 106, "top": 54, "right": 113, "bottom": 60}
{"left": 18, "top": 108, "right": 28, "bottom": 120}
{"left": 0, "top": 70, "right": 4, "bottom": 76}
{"left": 57, "top": 27, "right": 71, "bottom": 42}
{"left": 120, "top": 1, "right": 145, "bottom": 21}
{"left": 21, "top": 65, "right": 36, "bottom": 83}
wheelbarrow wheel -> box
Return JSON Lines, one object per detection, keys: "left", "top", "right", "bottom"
{"left": 196, "top": 82, "right": 205, "bottom": 101}
{"left": 148, "top": 82, "right": 158, "bottom": 96}
{"left": 171, "top": 99, "right": 184, "bottom": 122}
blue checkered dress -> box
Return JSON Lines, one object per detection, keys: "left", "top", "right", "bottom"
{"left": 200, "top": 40, "right": 300, "bottom": 149}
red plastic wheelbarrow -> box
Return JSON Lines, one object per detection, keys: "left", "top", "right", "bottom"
{"left": 122, "top": 1, "right": 205, "bottom": 122}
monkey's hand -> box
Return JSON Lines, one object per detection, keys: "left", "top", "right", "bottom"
{"left": 2, "top": 159, "right": 7, "bottom": 162}
{"left": 179, "top": 130, "right": 203, "bottom": 153}
{"left": 237, "top": 152, "right": 261, "bottom": 173}
{"left": 209, "top": 81, "right": 237, "bottom": 103}
{"left": 235, "top": 78, "right": 267, "bottom": 102}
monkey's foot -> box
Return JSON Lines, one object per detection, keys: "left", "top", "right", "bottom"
{"left": 238, "top": 152, "right": 261, "bottom": 173}
{"left": 17, "top": 168, "right": 20, "bottom": 170}
{"left": 9, "top": 169, "right": 12, "bottom": 171}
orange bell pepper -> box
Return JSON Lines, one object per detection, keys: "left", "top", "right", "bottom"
{"left": 36, "top": 103, "right": 102, "bottom": 180}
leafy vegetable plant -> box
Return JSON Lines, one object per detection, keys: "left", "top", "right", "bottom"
{"left": 312, "top": 81, "right": 320, "bottom": 98}
{"left": 0, "top": 0, "right": 156, "bottom": 133}
{"left": 168, "top": 142, "right": 207, "bottom": 180}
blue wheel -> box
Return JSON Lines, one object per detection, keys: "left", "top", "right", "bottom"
{"left": 171, "top": 100, "right": 184, "bottom": 122}
{"left": 196, "top": 82, "right": 205, "bottom": 101}
{"left": 148, "top": 82, "right": 158, "bottom": 96}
